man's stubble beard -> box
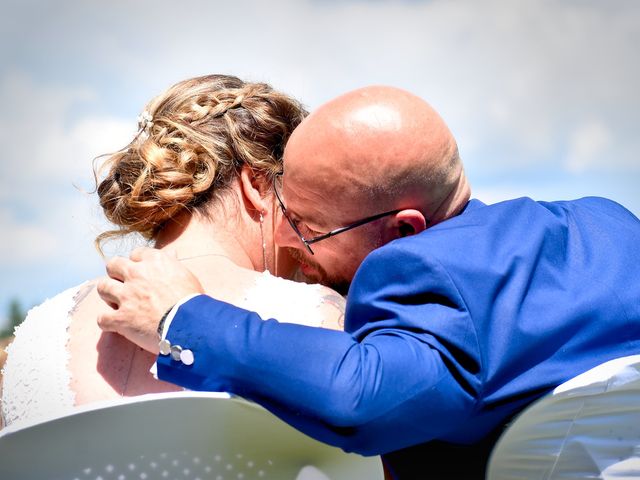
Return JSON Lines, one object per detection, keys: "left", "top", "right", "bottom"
{"left": 286, "top": 247, "right": 352, "bottom": 296}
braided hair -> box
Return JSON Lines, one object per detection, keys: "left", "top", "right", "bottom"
{"left": 95, "top": 74, "right": 307, "bottom": 250}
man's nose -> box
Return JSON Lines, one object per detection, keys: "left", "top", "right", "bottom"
{"left": 274, "top": 211, "right": 300, "bottom": 249}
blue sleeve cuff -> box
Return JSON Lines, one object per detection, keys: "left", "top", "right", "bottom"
{"left": 150, "top": 294, "right": 206, "bottom": 379}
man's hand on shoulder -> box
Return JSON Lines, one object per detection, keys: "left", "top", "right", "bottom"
{"left": 96, "top": 247, "right": 204, "bottom": 354}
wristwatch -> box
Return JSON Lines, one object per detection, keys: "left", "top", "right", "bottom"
{"left": 157, "top": 305, "right": 173, "bottom": 338}
{"left": 157, "top": 306, "right": 173, "bottom": 356}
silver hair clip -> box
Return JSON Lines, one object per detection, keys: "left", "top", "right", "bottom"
{"left": 136, "top": 110, "right": 154, "bottom": 140}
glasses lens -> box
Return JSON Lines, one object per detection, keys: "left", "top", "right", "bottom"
{"left": 273, "top": 175, "right": 314, "bottom": 254}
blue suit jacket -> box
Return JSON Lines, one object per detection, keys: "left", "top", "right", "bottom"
{"left": 158, "top": 197, "right": 640, "bottom": 478}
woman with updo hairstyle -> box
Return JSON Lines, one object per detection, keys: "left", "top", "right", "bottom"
{"left": 1, "top": 75, "right": 345, "bottom": 428}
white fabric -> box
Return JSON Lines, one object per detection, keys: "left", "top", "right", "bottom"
{"left": 1, "top": 284, "right": 84, "bottom": 427}
{"left": 1, "top": 272, "right": 328, "bottom": 428}
{"left": 487, "top": 354, "right": 640, "bottom": 480}
{"left": 241, "top": 271, "right": 325, "bottom": 327}
{"left": 163, "top": 272, "right": 326, "bottom": 336}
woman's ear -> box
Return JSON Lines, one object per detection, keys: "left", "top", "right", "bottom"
{"left": 239, "top": 165, "right": 269, "bottom": 215}
{"left": 384, "top": 209, "right": 427, "bottom": 242}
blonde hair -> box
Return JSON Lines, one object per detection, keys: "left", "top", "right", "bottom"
{"left": 95, "top": 74, "right": 306, "bottom": 250}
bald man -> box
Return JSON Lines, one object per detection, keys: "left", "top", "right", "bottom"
{"left": 98, "top": 86, "right": 640, "bottom": 478}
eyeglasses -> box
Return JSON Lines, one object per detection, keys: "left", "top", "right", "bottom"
{"left": 273, "top": 173, "right": 402, "bottom": 255}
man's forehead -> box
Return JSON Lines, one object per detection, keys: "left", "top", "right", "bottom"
{"left": 281, "top": 165, "right": 342, "bottom": 200}
{"left": 281, "top": 168, "right": 323, "bottom": 205}
{"left": 281, "top": 168, "right": 350, "bottom": 226}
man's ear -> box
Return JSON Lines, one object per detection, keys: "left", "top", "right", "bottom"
{"left": 239, "top": 165, "right": 269, "bottom": 215}
{"left": 385, "top": 209, "right": 427, "bottom": 241}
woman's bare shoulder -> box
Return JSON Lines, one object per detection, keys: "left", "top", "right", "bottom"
{"left": 68, "top": 280, "right": 110, "bottom": 325}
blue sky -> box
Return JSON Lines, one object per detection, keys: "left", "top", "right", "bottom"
{"left": 1, "top": 0, "right": 638, "bottom": 329}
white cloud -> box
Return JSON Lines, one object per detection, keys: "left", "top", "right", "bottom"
{"left": 473, "top": 173, "right": 640, "bottom": 220}
{"left": 0, "top": 208, "right": 59, "bottom": 265}
{"left": 0, "top": 69, "right": 95, "bottom": 148}
{"left": 565, "top": 120, "right": 614, "bottom": 174}
{"left": 0, "top": 69, "right": 133, "bottom": 271}
{"left": 472, "top": 186, "right": 532, "bottom": 206}
{"left": 35, "top": 115, "right": 135, "bottom": 187}
{"left": 0, "top": 71, "right": 133, "bottom": 183}
{"left": 4, "top": 0, "right": 639, "bottom": 175}
{"left": 426, "top": 0, "right": 639, "bottom": 172}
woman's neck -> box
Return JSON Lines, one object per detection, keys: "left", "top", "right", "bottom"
{"left": 153, "top": 209, "right": 256, "bottom": 270}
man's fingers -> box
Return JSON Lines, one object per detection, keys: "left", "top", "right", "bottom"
{"left": 96, "top": 310, "right": 118, "bottom": 333}
{"left": 96, "top": 247, "right": 202, "bottom": 354}
{"left": 105, "top": 256, "right": 131, "bottom": 282}
{"left": 130, "top": 246, "right": 159, "bottom": 262}
{"left": 96, "top": 277, "right": 125, "bottom": 309}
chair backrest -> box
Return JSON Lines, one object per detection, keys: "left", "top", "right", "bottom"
{"left": 487, "top": 354, "right": 640, "bottom": 480}
{"left": 0, "top": 391, "right": 383, "bottom": 480}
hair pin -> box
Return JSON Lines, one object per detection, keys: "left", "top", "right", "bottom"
{"left": 136, "top": 110, "right": 154, "bottom": 140}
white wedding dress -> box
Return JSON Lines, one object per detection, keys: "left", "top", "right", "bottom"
{"left": 1, "top": 272, "right": 330, "bottom": 428}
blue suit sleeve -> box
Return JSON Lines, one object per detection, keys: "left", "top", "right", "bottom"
{"left": 157, "top": 243, "right": 481, "bottom": 455}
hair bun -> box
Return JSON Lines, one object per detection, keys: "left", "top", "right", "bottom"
{"left": 95, "top": 74, "right": 306, "bottom": 252}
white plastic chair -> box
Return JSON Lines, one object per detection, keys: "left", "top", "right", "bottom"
{"left": 487, "top": 354, "right": 640, "bottom": 480}
{"left": 0, "top": 391, "right": 383, "bottom": 480}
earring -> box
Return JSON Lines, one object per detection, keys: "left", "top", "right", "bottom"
{"left": 259, "top": 211, "right": 267, "bottom": 271}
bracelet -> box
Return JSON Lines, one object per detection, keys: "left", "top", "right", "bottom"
{"left": 157, "top": 305, "right": 174, "bottom": 338}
